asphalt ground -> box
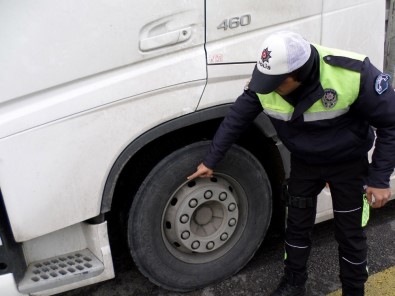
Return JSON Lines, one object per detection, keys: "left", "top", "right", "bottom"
{"left": 60, "top": 200, "right": 395, "bottom": 296}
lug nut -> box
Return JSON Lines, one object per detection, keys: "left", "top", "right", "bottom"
{"left": 181, "top": 231, "right": 190, "bottom": 240}
{"left": 228, "top": 218, "right": 236, "bottom": 227}
{"left": 189, "top": 199, "right": 198, "bottom": 208}
{"left": 180, "top": 214, "right": 189, "bottom": 224}
{"left": 228, "top": 203, "right": 236, "bottom": 211}
{"left": 219, "top": 192, "right": 227, "bottom": 201}
{"left": 191, "top": 241, "right": 200, "bottom": 250}
{"left": 206, "top": 241, "right": 215, "bottom": 250}
{"left": 220, "top": 233, "right": 229, "bottom": 241}
{"left": 204, "top": 190, "right": 213, "bottom": 199}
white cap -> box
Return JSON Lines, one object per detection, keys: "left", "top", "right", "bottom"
{"left": 249, "top": 31, "right": 311, "bottom": 94}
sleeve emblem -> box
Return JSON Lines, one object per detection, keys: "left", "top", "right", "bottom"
{"left": 375, "top": 73, "right": 391, "bottom": 95}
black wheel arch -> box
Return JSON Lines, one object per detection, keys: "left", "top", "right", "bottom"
{"left": 101, "top": 104, "right": 290, "bottom": 214}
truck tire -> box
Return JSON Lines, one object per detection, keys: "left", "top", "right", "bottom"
{"left": 127, "top": 141, "right": 272, "bottom": 291}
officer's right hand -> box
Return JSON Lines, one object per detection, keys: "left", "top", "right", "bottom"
{"left": 187, "top": 163, "right": 214, "bottom": 180}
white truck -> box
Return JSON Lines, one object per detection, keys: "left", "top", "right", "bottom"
{"left": 0, "top": 0, "right": 392, "bottom": 295}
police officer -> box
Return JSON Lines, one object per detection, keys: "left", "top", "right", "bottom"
{"left": 187, "top": 31, "right": 395, "bottom": 295}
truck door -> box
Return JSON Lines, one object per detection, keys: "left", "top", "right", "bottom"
{"left": 200, "top": 0, "right": 322, "bottom": 109}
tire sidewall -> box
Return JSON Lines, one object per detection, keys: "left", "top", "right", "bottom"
{"left": 128, "top": 141, "right": 272, "bottom": 291}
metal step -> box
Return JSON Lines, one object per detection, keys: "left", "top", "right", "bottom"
{"left": 18, "top": 249, "right": 104, "bottom": 294}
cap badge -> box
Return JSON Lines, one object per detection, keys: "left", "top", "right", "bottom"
{"left": 375, "top": 73, "right": 391, "bottom": 95}
{"left": 261, "top": 47, "right": 272, "bottom": 63}
{"left": 259, "top": 47, "right": 272, "bottom": 70}
{"left": 321, "top": 89, "right": 337, "bottom": 109}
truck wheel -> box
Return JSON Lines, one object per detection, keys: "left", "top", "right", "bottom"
{"left": 127, "top": 141, "right": 272, "bottom": 291}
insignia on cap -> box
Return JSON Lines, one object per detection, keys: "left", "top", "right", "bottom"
{"left": 259, "top": 47, "right": 272, "bottom": 70}
{"left": 375, "top": 73, "right": 391, "bottom": 95}
{"left": 261, "top": 47, "right": 272, "bottom": 63}
{"left": 321, "top": 89, "right": 337, "bottom": 109}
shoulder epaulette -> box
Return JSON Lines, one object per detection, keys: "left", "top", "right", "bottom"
{"left": 323, "top": 55, "right": 364, "bottom": 72}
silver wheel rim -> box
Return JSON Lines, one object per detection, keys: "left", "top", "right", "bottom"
{"left": 162, "top": 173, "right": 248, "bottom": 264}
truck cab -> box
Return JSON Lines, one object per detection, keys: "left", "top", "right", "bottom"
{"left": 0, "top": 0, "right": 391, "bottom": 295}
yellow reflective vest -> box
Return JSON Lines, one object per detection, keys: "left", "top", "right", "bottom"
{"left": 255, "top": 44, "right": 375, "bottom": 165}
{"left": 257, "top": 44, "right": 366, "bottom": 122}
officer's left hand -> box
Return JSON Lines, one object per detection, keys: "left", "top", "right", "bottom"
{"left": 365, "top": 187, "right": 391, "bottom": 208}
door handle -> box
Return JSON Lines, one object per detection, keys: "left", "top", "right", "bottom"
{"left": 140, "top": 27, "right": 192, "bottom": 51}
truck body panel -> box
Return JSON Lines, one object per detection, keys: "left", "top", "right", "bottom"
{"left": 0, "top": 0, "right": 391, "bottom": 294}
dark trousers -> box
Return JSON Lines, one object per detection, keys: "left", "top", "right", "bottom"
{"left": 284, "top": 156, "right": 369, "bottom": 294}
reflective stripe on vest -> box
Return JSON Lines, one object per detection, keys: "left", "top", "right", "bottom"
{"left": 257, "top": 44, "right": 365, "bottom": 122}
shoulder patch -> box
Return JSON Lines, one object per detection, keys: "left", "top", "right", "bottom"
{"left": 375, "top": 74, "right": 391, "bottom": 95}
{"left": 323, "top": 55, "right": 363, "bottom": 72}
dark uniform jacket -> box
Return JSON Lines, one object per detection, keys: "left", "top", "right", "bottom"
{"left": 203, "top": 46, "right": 395, "bottom": 188}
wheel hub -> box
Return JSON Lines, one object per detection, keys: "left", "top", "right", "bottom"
{"left": 163, "top": 176, "right": 241, "bottom": 255}
{"left": 194, "top": 206, "right": 213, "bottom": 226}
